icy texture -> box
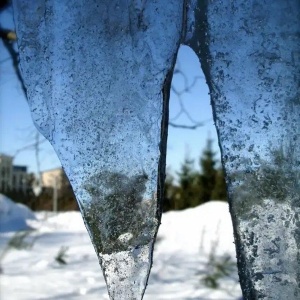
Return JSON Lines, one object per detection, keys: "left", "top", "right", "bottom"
{"left": 186, "top": 1, "right": 300, "bottom": 299}
{"left": 13, "top": 1, "right": 184, "bottom": 299}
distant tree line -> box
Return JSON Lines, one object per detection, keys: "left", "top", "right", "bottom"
{"left": 1, "top": 138, "right": 226, "bottom": 212}
{"left": 163, "top": 138, "right": 227, "bottom": 212}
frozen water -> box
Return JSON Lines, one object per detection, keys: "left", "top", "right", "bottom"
{"left": 186, "top": 1, "right": 300, "bottom": 299}
{"left": 12, "top": 1, "right": 185, "bottom": 298}
{"left": 12, "top": 0, "right": 299, "bottom": 298}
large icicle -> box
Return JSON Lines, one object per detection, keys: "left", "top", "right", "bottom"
{"left": 13, "top": 1, "right": 184, "bottom": 299}
{"left": 186, "top": 1, "right": 300, "bottom": 299}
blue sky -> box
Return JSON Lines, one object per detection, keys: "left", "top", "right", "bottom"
{"left": 0, "top": 8, "right": 220, "bottom": 176}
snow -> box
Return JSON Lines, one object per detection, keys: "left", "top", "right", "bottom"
{"left": 0, "top": 194, "right": 36, "bottom": 233}
{"left": 0, "top": 198, "right": 242, "bottom": 299}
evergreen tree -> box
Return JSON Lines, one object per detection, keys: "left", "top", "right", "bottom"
{"left": 211, "top": 167, "right": 227, "bottom": 200}
{"left": 163, "top": 169, "right": 180, "bottom": 212}
{"left": 176, "top": 153, "right": 200, "bottom": 209}
{"left": 164, "top": 138, "right": 228, "bottom": 212}
{"left": 198, "top": 138, "right": 217, "bottom": 203}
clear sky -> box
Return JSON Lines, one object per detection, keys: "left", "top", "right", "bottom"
{"left": 0, "top": 7, "right": 220, "bottom": 177}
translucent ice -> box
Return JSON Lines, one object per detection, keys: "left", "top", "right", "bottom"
{"left": 186, "top": 1, "right": 300, "bottom": 299}
{"left": 13, "top": 1, "right": 184, "bottom": 298}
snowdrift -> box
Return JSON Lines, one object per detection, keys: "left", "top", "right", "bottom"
{"left": 0, "top": 200, "right": 242, "bottom": 299}
{"left": 158, "top": 200, "right": 235, "bottom": 256}
{"left": 0, "top": 194, "right": 36, "bottom": 233}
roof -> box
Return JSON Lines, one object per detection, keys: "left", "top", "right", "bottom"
{"left": 0, "top": 153, "right": 13, "bottom": 160}
{"left": 13, "top": 165, "right": 28, "bottom": 172}
{"left": 41, "top": 167, "right": 63, "bottom": 174}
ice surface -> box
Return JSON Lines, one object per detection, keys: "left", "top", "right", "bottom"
{"left": 12, "top": 1, "right": 184, "bottom": 298}
{"left": 186, "top": 1, "right": 300, "bottom": 299}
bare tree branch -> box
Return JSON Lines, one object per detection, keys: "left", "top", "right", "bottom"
{"left": 13, "top": 137, "right": 47, "bottom": 159}
{"left": 169, "top": 119, "right": 211, "bottom": 130}
{"left": 170, "top": 63, "right": 211, "bottom": 129}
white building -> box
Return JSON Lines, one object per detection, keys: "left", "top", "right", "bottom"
{"left": 0, "top": 153, "right": 66, "bottom": 195}
{"left": 0, "top": 154, "right": 30, "bottom": 193}
{"left": 41, "top": 167, "right": 63, "bottom": 190}
{"left": 0, "top": 154, "right": 13, "bottom": 192}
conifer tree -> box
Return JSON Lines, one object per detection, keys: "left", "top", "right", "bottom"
{"left": 198, "top": 138, "right": 217, "bottom": 203}
{"left": 211, "top": 167, "right": 227, "bottom": 200}
{"left": 164, "top": 138, "right": 227, "bottom": 211}
{"left": 177, "top": 153, "right": 199, "bottom": 209}
{"left": 163, "top": 169, "right": 180, "bottom": 211}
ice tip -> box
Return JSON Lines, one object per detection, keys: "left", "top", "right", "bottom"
{"left": 100, "top": 243, "right": 153, "bottom": 300}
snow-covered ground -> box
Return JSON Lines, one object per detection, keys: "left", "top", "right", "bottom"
{"left": 0, "top": 194, "right": 242, "bottom": 299}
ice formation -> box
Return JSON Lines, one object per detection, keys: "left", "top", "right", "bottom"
{"left": 13, "top": 1, "right": 185, "bottom": 298}
{"left": 185, "top": 1, "right": 300, "bottom": 298}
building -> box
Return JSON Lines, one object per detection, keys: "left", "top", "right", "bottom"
{"left": 41, "top": 168, "right": 64, "bottom": 190}
{"left": 0, "top": 154, "right": 31, "bottom": 193}
{"left": 0, "top": 153, "right": 68, "bottom": 199}
{"left": 0, "top": 154, "right": 13, "bottom": 192}
{"left": 12, "top": 165, "right": 30, "bottom": 193}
